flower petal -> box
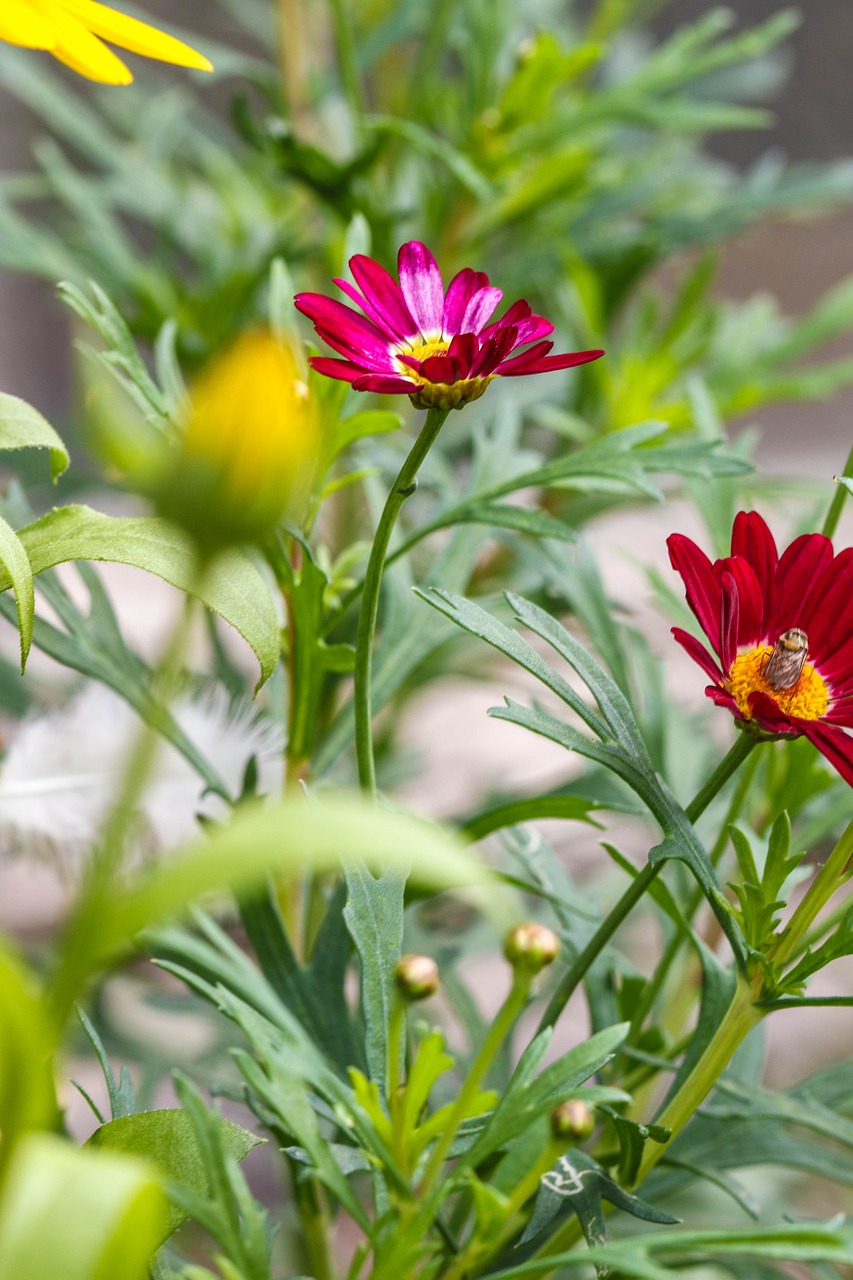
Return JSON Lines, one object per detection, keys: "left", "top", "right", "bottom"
{"left": 801, "top": 546, "right": 853, "bottom": 666}
{"left": 801, "top": 719, "right": 853, "bottom": 787}
{"left": 747, "top": 691, "right": 800, "bottom": 735}
{"left": 716, "top": 556, "right": 763, "bottom": 650}
{"left": 348, "top": 254, "right": 419, "bottom": 342}
{"left": 45, "top": 6, "right": 133, "bottom": 82}
{"left": 398, "top": 241, "right": 444, "bottom": 337}
{"left": 60, "top": 0, "right": 212, "bottom": 70}
{"left": 498, "top": 346, "right": 605, "bottom": 376}
{"left": 460, "top": 285, "right": 503, "bottom": 335}
{"left": 0, "top": 0, "right": 56, "bottom": 48}
{"left": 295, "top": 294, "right": 394, "bottom": 370}
{"left": 352, "top": 373, "right": 418, "bottom": 394}
{"left": 773, "top": 532, "right": 833, "bottom": 634}
{"left": 719, "top": 570, "right": 740, "bottom": 674}
{"left": 671, "top": 626, "right": 725, "bottom": 684}
{"left": 731, "top": 511, "right": 778, "bottom": 639}
{"left": 706, "top": 686, "right": 742, "bottom": 717}
{"left": 442, "top": 269, "right": 489, "bottom": 334}
{"left": 668, "top": 533, "right": 722, "bottom": 654}
{"left": 471, "top": 326, "right": 519, "bottom": 377}
{"left": 308, "top": 355, "right": 366, "bottom": 383}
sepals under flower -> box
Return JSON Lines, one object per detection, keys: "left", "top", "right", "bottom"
{"left": 295, "top": 241, "right": 603, "bottom": 411}
{"left": 668, "top": 511, "right": 853, "bottom": 786}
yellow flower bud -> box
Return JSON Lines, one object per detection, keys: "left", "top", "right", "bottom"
{"left": 159, "top": 329, "right": 317, "bottom": 548}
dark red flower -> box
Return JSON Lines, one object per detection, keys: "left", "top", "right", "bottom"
{"left": 294, "top": 241, "right": 604, "bottom": 411}
{"left": 668, "top": 511, "right": 853, "bottom": 786}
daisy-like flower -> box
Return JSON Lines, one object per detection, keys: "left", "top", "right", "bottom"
{"left": 669, "top": 511, "right": 853, "bottom": 785}
{"left": 294, "top": 241, "right": 604, "bottom": 411}
{"left": 0, "top": 0, "right": 212, "bottom": 85}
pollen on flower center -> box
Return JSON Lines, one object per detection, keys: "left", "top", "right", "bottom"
{"left": 728, "top": 646, "right": 829, "bottom": 721}
{"left": 402, "top": 338, "right": 450, "bottom": 364}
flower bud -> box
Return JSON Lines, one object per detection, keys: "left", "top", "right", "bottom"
{"left": 158, "top": 329, "right": 317, "bottom": 548}
{"left": 550, "top": 1100, "right": 595, "bottom": 1143}
{"left": 503, "top": 923, "right": 560, "bottom": 974}
{"left": 394, "top": 954, "right": 440, "bottom": 1002}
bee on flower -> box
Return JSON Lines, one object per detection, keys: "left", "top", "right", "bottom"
{"left": 0, "top": 1, "right": 212, "bottom": 84}
{"left": 669, "top": 511, "right": 853, "bottom": 786}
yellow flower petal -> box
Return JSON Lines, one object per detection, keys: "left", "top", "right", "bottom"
{"left": 0, "top": 0, "right": 57, "bottom": 49}
{"left": 54, "top": 0, "right": 212, "bottom": 71}
{"left": 39, "top": 5, "right": 133, "bottom": 83}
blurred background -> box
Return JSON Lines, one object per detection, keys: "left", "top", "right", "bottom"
{"left": 2, "top": 0, "right": 853, "bottom": 472}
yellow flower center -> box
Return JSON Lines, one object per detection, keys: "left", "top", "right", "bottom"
{"left": 728, "top": 645, "right": 829, "bottom": 721}
{"left": 395, "top": 338, "right": 494, "bottom": 410}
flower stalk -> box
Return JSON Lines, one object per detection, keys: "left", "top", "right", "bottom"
{"left": 537, "top": 733, "right": 758, "bottom": 1034}
{"left": 355, "top": 407, "right": 449, "bottom": 793}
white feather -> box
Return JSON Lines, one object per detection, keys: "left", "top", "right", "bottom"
{"left": 0, "top": 683, "right": 283, "bottom": 871}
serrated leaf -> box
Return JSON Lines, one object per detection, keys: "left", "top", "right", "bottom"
{"left": 0, "top": 392, "right": 69, "bottom": 481}
{"left": 344, "top": 864, "right": 406, "bottom": 1089}
{"left": 86, "top": 1110, "right": 261, "bottom": 1236}
{"left": 0, "top": 505, "right": 280, "bottom": 688}
{"left": 461, "top": 1024, "right": 630, "bottom": 1170}
{"left": 521, "top": 1149, "right": 679, "bottom": 1259}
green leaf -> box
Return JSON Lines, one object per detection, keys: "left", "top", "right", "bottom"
{"left": 0, "top": 506, "right": 280, "bottom": 688}
{"left": 463, "top": 794, "right": 602, "bottom": 841}
{"left": 521, "top": 1149, "right": 679, "bottom": 1260}
{"left": 81, "top": 795, "right": 487, "bottom": 974}
{"left": 499, "top": 1222, "right": 853, "bottom": 1279}
{"left": 461, "top": 1024, "right": 630, "bottom": 1170}
{"left": 0, "top": 942, "right": 58, "bottom": 1146}
{"left": 239, "top": 887, "right": 361, "bottom": 1073}
{"left": 344, "top": 865, "right": 406, "bottom": 1089}
{"left": 431, "top": 502, "right": 577, "bottom": 542}
{"left": 0, "top": 514, "right": 34, "bottom": 671}
{"left": 597, "top": 1105, "right": 670, "bottom": 1184}
{"left": 330, "top": 410, "right": 403, "bottom": 461}
{"left": 86, "top": 1110, "right": 261, "bottom": 1237}
{"left": 77, "top": 1007, "right": 137, "bottom": 1121}
{"left": 0, "top": 1133, "right": 166, "bottom": 1280}
{"left": 419, "top": 589, "right": 745, "bottom": 964}
{"left": 0, "top": 392, "right": 69, "bottom": 481}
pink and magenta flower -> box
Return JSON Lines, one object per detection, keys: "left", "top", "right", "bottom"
{"left": 294, "top": 241, "right": 604, "bottom": 411}
{"left": 669, "top": 511, "right": 853, "bottom": 786}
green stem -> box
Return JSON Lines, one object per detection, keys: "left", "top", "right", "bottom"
{"left": 354, "top": 407, "right": 449, "bottom": 794}
{"left": 767, "top": 815, "right": 853, "bottom": 969}
{"left": 537, "top": 733, "right": 758, "bottom": 1034}
{"left": 683, "top": 731, "right": 757, "bottom": 825}
{"left": 530, "top": 975, "right": 762, "bottom": 1272}
{"left": 821, "top": 439, "right": 853, "bottom": 540}
{"left": 631, "top": 973, "right": 761, "bottom": 1187}
{"left": 629, "top": 742, "right": 762, "bottom": 1038}
{"left": 418, "top": 971, "right": 530, "bottom": 1198}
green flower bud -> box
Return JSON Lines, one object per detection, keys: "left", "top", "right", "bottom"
{"left": 550, "top": 1100, "right": 595, "bottom": 1143}
{"left": 503, "top": 923, "right": 560, "bottom": 974}
{"left": 394, "top": 954, "right": 440, "bottom": 1002}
